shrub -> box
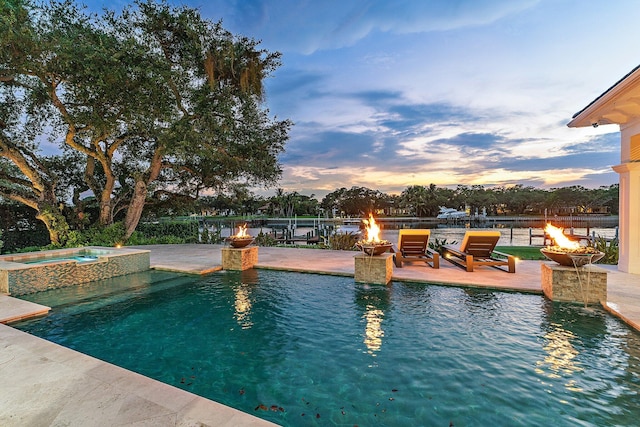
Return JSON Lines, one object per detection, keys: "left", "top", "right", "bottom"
{"left": 83, "top": 223, "right": 127, "bottom": 247}
{"left": 12, "top": 245, "right": 47, "bottom": 253}
{"left": 199, "top": 226, "right": 223, "bottom": 244}
{"left": 593, "top": 236, "right": 619, "bottom": 265}
{"left": 254, "top": 231, "right": 277, "bottom": 247}
{"left": 64, "top": 230, "right": 88, "bottom": 248}
{"left": 0, "top": 225, "right": 50, "bottom": 253}
{"left": 429, "top": 238, "right": 457, "bottom": 255}
{"left": 126, "top": 232, "right": 188, "bottom": 245}
{"left": 200, "top": 227, "right": 211, "bottom": 243}
{"left": 327, "top": 232, "right": 359, "bottom": 251}
{"left": 136, "top": 221, "right": 199, "bottom": 241}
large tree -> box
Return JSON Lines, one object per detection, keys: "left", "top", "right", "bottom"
{"left": 0, "top": 0, "right": 73, "bottom": 244}
{"left": 1, "top": 0, "right": 290, "bottom": 241}
{"left": 320, "top": 186, "right": 387, "bottom": 217}
{"left": 399, "top": 184, "right": 444, "bottom": 217}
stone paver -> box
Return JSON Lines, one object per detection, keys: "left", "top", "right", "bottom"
{"left": 0, "top": 296, "right": 49, "bottom": 324}
{"left": 1, "top": 243, "right": 640, "bottom": 426}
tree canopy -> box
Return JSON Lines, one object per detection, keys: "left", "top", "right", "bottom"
{"left": 0, "top": 0, "right": 291, "bottom": 243}
{"left": 320, "top": 183, "right": 619, "bottom": 218}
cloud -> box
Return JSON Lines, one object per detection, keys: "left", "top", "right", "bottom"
{"left": 80, "top": 0, "right": 634, "bottom": 200}
{"left": 273, "top": 95, "right": 622, "bottom": 197}
{"left": 563, "top": 133, "right": 620, "bottom": 156}
{"left": 203, "top": 0, "right": 540, "bottom": 54}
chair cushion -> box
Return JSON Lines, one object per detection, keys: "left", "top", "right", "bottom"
{"left": 460, "top": 230, "right": 502, "bottom": 252}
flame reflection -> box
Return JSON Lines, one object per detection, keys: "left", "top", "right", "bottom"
{"left": 535, "top": 325, "right": 583, "bottom": 391}
{"left": 234, "top": 283, "right": 253, "bottom": 329}
{"left": 363, "top": 305, "right": 385, "bottom": 355}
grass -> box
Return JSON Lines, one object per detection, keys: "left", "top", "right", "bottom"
{"left": 496, "top": 246, "right": 546, "bottom": 260}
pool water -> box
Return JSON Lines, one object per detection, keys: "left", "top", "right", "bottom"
{"left": 14, "top": 270, "right": 640, "bottom": 426}
{"left": 23, "top": 255, "right": 99, "bottom": 264}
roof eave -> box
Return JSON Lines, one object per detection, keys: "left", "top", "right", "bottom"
{"left": 568, "top": 64, "right": 640, "bottom": 128}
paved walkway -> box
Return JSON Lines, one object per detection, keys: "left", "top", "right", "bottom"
{"left": 143, "top": 244, "right": 544, "bottom": 293}
{"left": 1, "top": 244, "right": 640, "bottom": 426}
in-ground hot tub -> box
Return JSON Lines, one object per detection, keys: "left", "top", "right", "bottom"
{"left": 0, "top": 246, "right": 150, "bottom": 295}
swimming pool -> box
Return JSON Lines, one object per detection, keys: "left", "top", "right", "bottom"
{"left": 14, "top": 269, "right": 640, "bottom": 426}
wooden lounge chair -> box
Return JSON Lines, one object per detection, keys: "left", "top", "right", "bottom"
{"left": 392, "top": 229, "right": 439, "bottom": 268}
{"left": 442, "top": 230, "right": 515, "bottom": 273}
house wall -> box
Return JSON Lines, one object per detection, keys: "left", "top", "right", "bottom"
{"left": 614, "top": 120, "right": 640, "bottom": 274}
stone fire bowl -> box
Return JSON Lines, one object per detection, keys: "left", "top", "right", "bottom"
{"left": 358, "top": 243, "right": 393, "bottom": 256}
{"left": 227, "top": 237, "right": 254, "bottom": 248}
{"left": 540, "top": 248, "right": 604, "bottom": 267}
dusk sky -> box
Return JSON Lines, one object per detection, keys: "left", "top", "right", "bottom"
{"left": 84, "top": 0, "right": 640, "bottom": 198}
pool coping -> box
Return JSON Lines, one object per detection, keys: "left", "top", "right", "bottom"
{"left": 0, "top": 296, "right": 50, "bottom": 324}
{"left": 2, "top": 244, "right": 640, "bottom": 426}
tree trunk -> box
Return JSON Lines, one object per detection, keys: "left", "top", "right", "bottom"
{"left": 35, "top": 202, "right": 69, "bottom": 246}
{"left": 97, "top": 169, "right": 117, "bottom": 225}
{"left": 98, "top": 196, "right": 114, "bottom": 226}
{"left": 123, "top": 146, "right": 164, "bottom": 240}
{"left": 82, "top": 155, "right": 116, "bottom": 226}
{"left": 123, "top": 180, "right": 148, "bottom": 239}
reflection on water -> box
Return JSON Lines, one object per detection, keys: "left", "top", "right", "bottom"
{"left": 232, "top": 269, "right": 259, "bottom": 329}
{"left": 536, "top": 301, "right": 631, "bottom": 398}
{"left": 363, "top": 306, "right": 384, "bottom": 355}
{"left": 233, "top": 284, "right": 253, "bottom": 329}
{"left": 536, "top": 324, "right": 584, "bottom": 391}
{"left": 355, "top": 284, "right": 391, "bottom": 356}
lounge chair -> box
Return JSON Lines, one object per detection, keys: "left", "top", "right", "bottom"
{"left": 442, "top": 230, "right": 515, "bottom": 273}
{"left": 392, "top": 229, "right": 439, "bottom": 268}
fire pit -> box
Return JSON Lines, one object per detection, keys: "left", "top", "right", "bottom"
{"left": 540, "top": 224, "right": 603, "bottom": 267}
{"left": 356, "top": 214, "right": 392, "bottom": 256}
{"left": 540, "top": 248, "right": 604, "bottom": 267}
{"left": 358, "top": 243, "right": 393, "bottom": 256}
{"left": 228, "top": 237, "right": 254, "bottom": 248}
{"left": 226, "top": 225, "right": 254, "bottom": 248}
{"left": 539, "top": 223, "right": 608, "bottom": 306}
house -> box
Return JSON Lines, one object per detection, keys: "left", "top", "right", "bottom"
{"left": 568, "top": 64, "right": 640, "bottom": 274}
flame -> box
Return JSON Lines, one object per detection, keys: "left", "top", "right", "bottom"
{"left": 234, "top": 224, "right": 249, "bottom": 238}
{"left": 362, "top": 213, "right": 381, "bottom": 242}
{"left": 544, "top": 223, "right": 579, "bottom": 250}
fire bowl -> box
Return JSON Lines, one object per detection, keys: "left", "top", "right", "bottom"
{"left": 540, "top": 248, "right": 604, "bottom": 267}
{"left": 227, "top": 237, "right": 254, "bottom": 248}
{"left": 357, "top": 243, "right": 393, "bottom": 256}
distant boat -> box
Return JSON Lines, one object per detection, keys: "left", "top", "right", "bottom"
{"left": 334, "top": 224, "right": 363, "bottom": 236}
{"left": 436, "top": 207, "right": 467, "bottom": 220}
{"left": 330, "top": 218, "right": 363, "bottom": 236}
